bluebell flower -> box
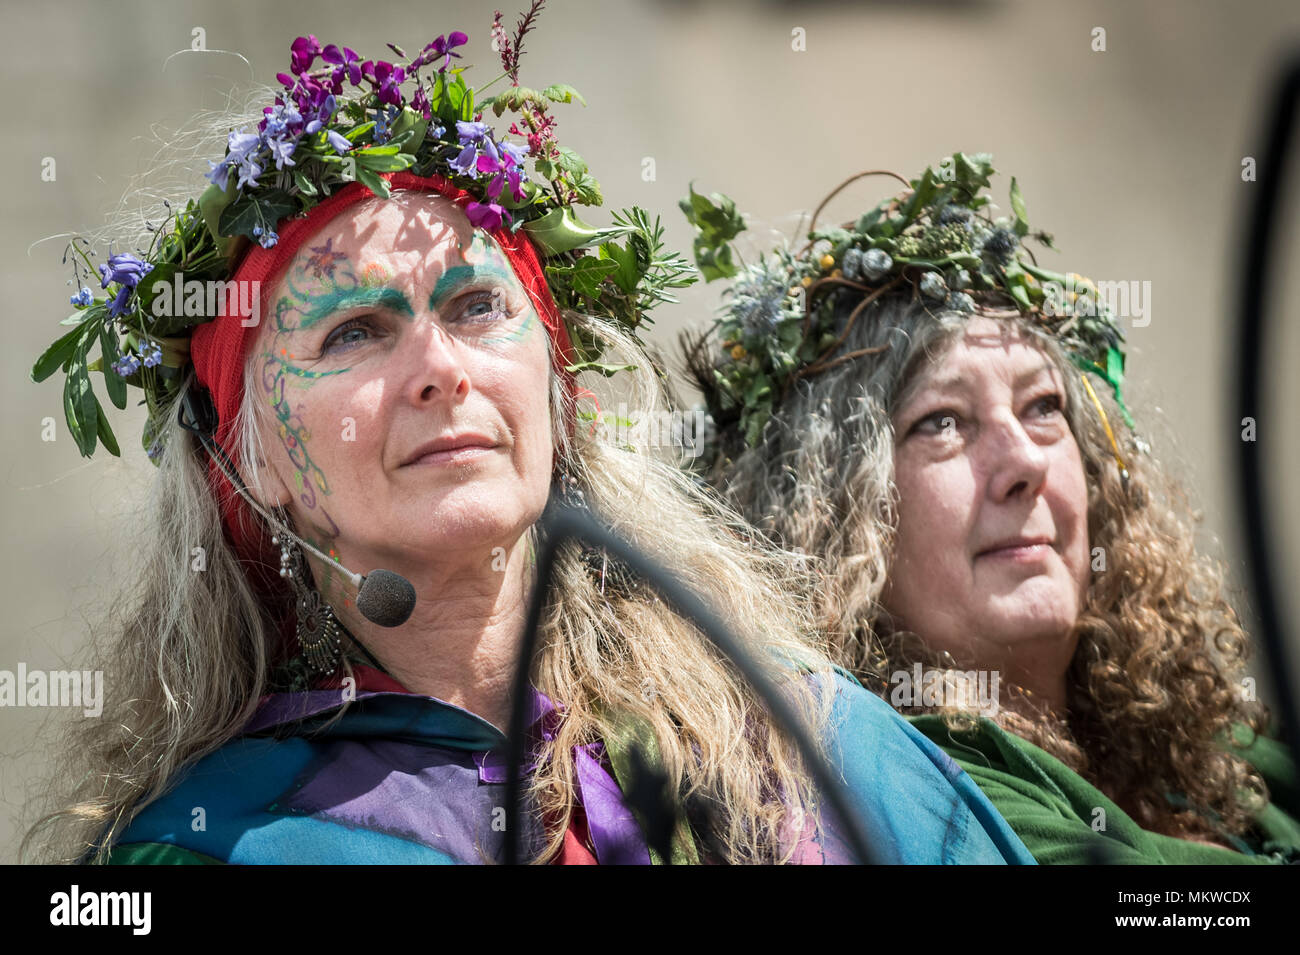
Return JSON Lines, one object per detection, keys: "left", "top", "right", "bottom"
{"left": 265, "top": 134, "right": 296, "bottom": 170}
{"left": 252, "top": 226, "right": 263, "bottom": 236}
{"left": 225, "top": 130, "right": 261, "bottom": 166}
{"left": 456, "top": 120, "right": 490, "bottom": 144}
{"left": 97, "top": 253, "right": 153, "bottom": 290}
{"left": 70, "top": 286, "right": 93, "bottom": 307}
{"left": 106, "top": 285, "right": 135, "bottom": 318}
{"left": 206, "top": 159, "right": 232, "bottom": 191}
{"left": 236, "top": 155, "right": 263, "bottom": 190}
{"left": 325, "top": 129, "right": 352, "bottom": 153}
{"left": 500, "top": 141, "right": 528, "bottom": 169}
{"left": 258, "top": 230, "right": 279, "bottom": 249}
{"left": 450, "top": 143, "right": 477, "bottom": 175}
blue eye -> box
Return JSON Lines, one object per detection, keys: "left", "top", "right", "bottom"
{"left": 458, "top": 290, "right": 506, "bottom": 323}
{"left": 323, "top": 317, "right": 374, "bottom": 351}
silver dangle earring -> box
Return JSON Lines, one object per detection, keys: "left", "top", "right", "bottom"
{"left": 272, "top": 515, "right": 342, "bottom": 677}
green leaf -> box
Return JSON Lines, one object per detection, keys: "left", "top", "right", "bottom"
{"left": 355, "top": 150, "right": 415, "bottom": 173}
{"left": 481, "top": 86, "right": 542, "bottom": 117}
{"left": 555, "top": 257, "right": 619, "bottom": 299}
{"left": 564, "top": 359, "right": 638, "bottom": 377}
{"left": 952, "top": 152, "right": 995, "bottom": 202}
{"left": 554, "top": 147, "right": 588, "bottom": 176}
{"left": 388, "top": 107, "right": 428, "bottom": 151}
{"left": 522, "top": 207, "right": 615, "bottom": 255}
{"left": 679, "top": 185, "right": 747, "bottom": 282}
{"left": 356, "top": 143, "right": 401, "bottom": 157}
{"left": 354, "top": 165, "right": 391, "bottom": 198}
{"left": 63, "top": 350, "right": 98, "bottom": 458}
{"left": 542, "top": 83, "right": 586, "bottom": 106}
{"left": 569, "top": 171, "right": 604, "bottom": 207}
{"left": 293, "top": 168, "right": 318, "bottom": 197}
{"left": 94, "top": 395, "right": 120, "bottom": 457}
{"left": 32, "top": 323, "right": 91, "bottom": 383}
{"left": 133, "top": 261, "right": 178, "bottom": 330}
{"left": 901, "top": 167, "right": 938, "bottom": 224}
{"left": 99, "top": 321, "right": 127, "bottom": 410}
{"left": 61, "top": 303, "right": 98, "bottom": 326}
{"left": 344, "top": 121, "right": 376, "bottom": 142}
{"left": 217, "top": 189, "right": 297, "bottom": 242}
{"left": 599, "top": 241, "right": 641, "bottom": 294}
{"left": 1009, "top": 176, "right": 1030, "bottom": 237}
{"left": 198, "top": 178, "right": 240, "bottom": 259}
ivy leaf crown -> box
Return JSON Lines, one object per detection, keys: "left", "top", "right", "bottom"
{"left": 681, "top": 152, "right": 1130, "bottom": 449}
{"left": 34, "top": 2, "right": 695, "bottom": 462}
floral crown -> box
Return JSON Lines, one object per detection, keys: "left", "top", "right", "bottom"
{"left": 681, "top": 152, "right": 1133, "bottom": 452}
{"left": 33, "top": 4, "right": 693, "bottom": 461}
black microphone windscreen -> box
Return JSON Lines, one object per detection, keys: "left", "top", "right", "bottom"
{"left": 356, "top": 570, "right": 417, "bottom": 627}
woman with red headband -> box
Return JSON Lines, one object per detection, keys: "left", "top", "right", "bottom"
{"left": 23, "top": 23, "right": 1032, "bottom": 865}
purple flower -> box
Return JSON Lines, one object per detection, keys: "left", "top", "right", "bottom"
{"left": 141, "top": 342, "right": 163, "bottom": 368}
{"left": 372, "top": 61, "right": 406, "bottom": 107}
{"left": 111, "top": 353, "right": 141, "bottom": 377}
{"left": 325, "top": 129, "right": 352, "bottom": 153}
{"left": 450, "top": 143, "right": 478, "bottom": 175}
{"left": 106, "top": 285, "right": 135, "bottom": 319}
{"left": 290, "top": 35, "right": 322, "bottom": 75}
{"left": 258, "top": 229, "right": 279, "bottom": 249}
{"left": 97, "top": 253, "right": 153, "bottom": 290}
{"left": 265, "top": 134, "right": 296, "bottom": 170}
{"left": 500, "top": 140, "right": 528, "bottom": 169}
{"left": 206, "top": 130, "right": 260, "bottom": 190}
{"left": 456, "top": 120, "right": 490, "bottom": 144}
{"left": 505, "top": 167, "right": 525, "bottom": 202}
{"left": 466, "top": 200, "right": 506, "bottom": 231}
{"left": 70, "top": 286, "right": 93, "bottom": 307}
{"left": 411, "top": 84, "right": 431, "bottom": 121}
{"left": 236, "top": 155, "right": 263, "bottom": 190}
{"left": 206, "top": 159, "right": 231, "bottom": 191}
{"left": 423, "top": 32, "right": 468, "bottom": 71}
{"left": 321, "top": 44, "right": 358, "bottom": 66}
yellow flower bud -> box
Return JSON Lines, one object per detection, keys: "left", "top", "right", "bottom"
{"left": 730, "top": 344, "right": 746, "bottom": 360}
{"left": 801, "top": 276, "right": 813, "bottom": 288}
{"left": 819, "top": 254, "right": 835, "bottom": 270}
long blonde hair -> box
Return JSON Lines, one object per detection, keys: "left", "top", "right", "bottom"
{"left": 687, "top": 290, "right": 1270, "bottom": 841}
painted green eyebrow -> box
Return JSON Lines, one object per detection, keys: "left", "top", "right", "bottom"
{"left": 428, "top": 264, "right": 515, "bottom": 312}
{"left": 301, "top": 286, "right": 414, "bottom": 329}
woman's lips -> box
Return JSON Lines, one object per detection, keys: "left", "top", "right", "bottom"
{"left": 978, "top": 542, "right": 1053, "bottom": 562}
{"left": 404, "top": 444, "right": 497, "bottom": 466}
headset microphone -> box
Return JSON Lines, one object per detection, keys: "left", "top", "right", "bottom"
{"left": 178, "top": 388, "right": 418, "bottom": 628}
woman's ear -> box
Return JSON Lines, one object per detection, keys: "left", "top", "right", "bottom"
{"left": 238, "top": 452, "right": 293, "bottom": 510}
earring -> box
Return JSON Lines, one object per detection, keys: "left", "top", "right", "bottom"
{"left": 273, "top": 521, "right": 342, "bottom": 677}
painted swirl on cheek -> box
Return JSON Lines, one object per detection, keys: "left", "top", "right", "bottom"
{"left": 480, "top": 308, "right": 537, "bottom": 345}
{"left": 260, "top": 350, "right": 332, "bottom": 512}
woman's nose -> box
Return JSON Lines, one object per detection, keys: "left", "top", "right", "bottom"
{"left": 408, "top": 320, "right": 470, "bottom": 405}
{"left": 984, "top": 413, "right": 1049, "bottom": 501}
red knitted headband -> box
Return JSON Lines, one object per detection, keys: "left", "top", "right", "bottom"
{"left": 189, "top": 171, "right": 577, "bottom": 596}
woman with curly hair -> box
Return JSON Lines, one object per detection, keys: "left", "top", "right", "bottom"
{"left": 681, "top": 154, "right": 1300, "bottom": 863}
{"left": 19, "top": 28, "right": 1033, "bottom": 866}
